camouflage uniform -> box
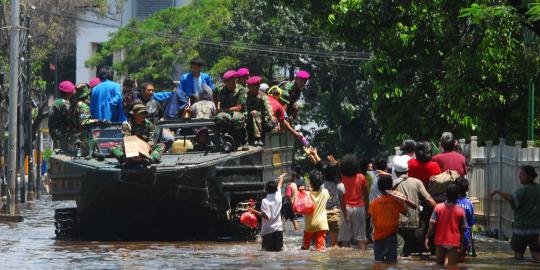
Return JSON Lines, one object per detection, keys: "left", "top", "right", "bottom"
{"left": 67, "top": 84, "right": 99, "bottom": 156}
{"left": 245, "top": 91, "right": 274, "bottom": 142}
{"left": 215, "top": 84, "right": 247, "bottom": 145}
{"left": 48, "top": 97, "right": 76, "bottom": 150}
{"left": 109, "top": 105, "right": 165, "bottom": 163}
{"left": 281, "top": 81, "right": 302, "bottom": 118}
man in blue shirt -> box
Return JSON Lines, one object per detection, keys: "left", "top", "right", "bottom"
{"left": 164, "top": 57, "right": 215, "bottom": 119}
{"left": 90, "top": 67, "right": 127, "bottom": 122}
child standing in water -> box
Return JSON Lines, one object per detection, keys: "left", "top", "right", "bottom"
{"left": 491, "top": 165, "right": 540, "bottom": 262}
{"left": 250, "top": 173, "right": 286, "bottom": 251}
{"left": 301, "top": 170, "right": 330, "bottom": 251}
{"left": 368, "top": 174, "right": 411, "bottom": 263}
{"left": 425, "top": 184, "right": 467, "bottom": 266}
{"left": 455, "top": 176, "right": 475, "bottom": 259}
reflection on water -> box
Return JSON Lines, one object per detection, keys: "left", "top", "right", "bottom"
{"left": 0, "top": 196, "right": 538, "bottom": 269}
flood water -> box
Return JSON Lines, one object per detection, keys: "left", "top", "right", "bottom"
{"left": 0, "top": 195, "right": 538, "bottom": 270}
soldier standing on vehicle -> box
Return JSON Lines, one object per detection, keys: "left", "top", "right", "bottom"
{"left": 109, "top": 104, "right": 164, "bottom": 164}
{"left": 245, "top": 76, "right": 274, "bottom": 146}
{"left": 215, "top": 70, "right": 248, "bottom": 150}
{"left": 48, "top": 81, "right": 77, "bottom": 150}
{"left": 281, "top": 70, "right": 310, "bottom": 119}
{"left": 73, "top": 83, "right": 102, "bottom": 156}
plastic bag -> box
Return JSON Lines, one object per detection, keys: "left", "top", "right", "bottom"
{"left": 240, "top": 211, "right": 258, "bottom": 228}
{"left": 293, "top": 190, "right": 315, "bottom": 215}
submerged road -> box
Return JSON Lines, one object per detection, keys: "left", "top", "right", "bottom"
{"left": 0, "top": 195, "right": 538, "bottom": 269}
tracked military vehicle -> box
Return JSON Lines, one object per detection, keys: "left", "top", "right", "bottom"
{"left": 49, "top": 119, "right": 294, "bottom": 240}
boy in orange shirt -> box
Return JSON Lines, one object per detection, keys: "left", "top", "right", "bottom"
{"left": 368, "top": 174, "right": 415, "bottom": 263}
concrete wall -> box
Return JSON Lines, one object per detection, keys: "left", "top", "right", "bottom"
{"left": 76, "top": 0, "right": 187, "bottom": 83}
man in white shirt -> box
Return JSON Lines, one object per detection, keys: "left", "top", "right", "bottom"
{"left": 250, "top": 173, "right": 286, "bottom": 251}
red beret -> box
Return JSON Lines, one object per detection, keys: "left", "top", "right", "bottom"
{"left": 89, "top": 77, "right": 101, "bottom": 88}
{"left": 236, "top": 68, "right": 250, "bottom": 77}
{"left": 246, "top": 76, "right": 262, "bottom": 85}
{"left": 58, "top": 81, "right": 76, "bottom": 93}
{"left": 295, "top": 70, "right": 310, "bottom": 80}
{"left": 223, "top": 70, "right": 236, "bottom": 81}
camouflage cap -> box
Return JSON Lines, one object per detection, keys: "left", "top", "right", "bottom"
{"left": 75, "top": 83, "right": 91, "bottom": 100}
{"left": 131, "top": 104, "right": 148, "bottom": 115}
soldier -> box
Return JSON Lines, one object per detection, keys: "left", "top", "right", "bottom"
{"left": 236, "top": 67, "right": 250, "bottom": 87}
{"left": 215, "top": 70, "right": 248, "bottom": 150}
{"left": 280, "top": 70, "right": 310, "bottom": 118}
{"left": 73, "top": 83, "right": 102, "bottom": 156}
{"left": 109, "top": 104, "right": 165, "bottom": 164}
{"left": 245, "top": 76, "right": 275, "bottom": 146}
{"left": 48, "top": 81, "right": 77, "bottom": 150}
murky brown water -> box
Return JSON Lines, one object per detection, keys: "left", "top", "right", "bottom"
{"left": 0, "top": 195, "right": 538, "bottom": 269}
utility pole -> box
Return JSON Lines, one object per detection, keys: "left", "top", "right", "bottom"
{"left": 528, "top": 78, "right": 536, "bottom": 141}
{"left": 7, "top": 0, "right": 20, "bottom": 214}
{"left": 25, "top": 11, "right": 35, "bottom": 201}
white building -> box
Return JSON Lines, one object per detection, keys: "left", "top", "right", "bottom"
{"left": 76, "top": 0, "right": 187, "bottom": 83}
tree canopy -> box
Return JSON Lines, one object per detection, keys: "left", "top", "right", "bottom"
{"left": 292, "top": 0, "right": 540, "bottom": 147}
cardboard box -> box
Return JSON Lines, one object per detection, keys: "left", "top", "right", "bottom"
{"left": 123, "top": 136, "right": 151, "bottom": 159}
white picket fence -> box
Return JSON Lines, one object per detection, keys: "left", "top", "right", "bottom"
{"left": 466, "top": 136, "right": 540, "bottom": 240}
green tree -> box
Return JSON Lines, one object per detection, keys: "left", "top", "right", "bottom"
{"left": 88, "top": 0, "right": 383, "bottom": 158}
{"left": 297, "top": 0, "right": 540, "bottom": 147}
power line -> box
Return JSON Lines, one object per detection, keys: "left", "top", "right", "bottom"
{"left": 38, "top": 8, "right": 373, "bottom": 62}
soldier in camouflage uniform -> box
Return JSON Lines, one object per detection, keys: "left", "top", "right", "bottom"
{"left": 279, "top": 70, "right": 310, "bottom": 119}
{"left": 245, "top": 76, "right": 275, "bottom": 146}
{"left": 72, "top": 83, "right": 101, "bottom": 156}
{"left": 109, "top": 104, "right": 165, "bottom": 164}
{"left": 48, "top": 81, "right": 77, "bottom": 151}
{"left": 215, "top": 70, "right": 248, "bottom": 150}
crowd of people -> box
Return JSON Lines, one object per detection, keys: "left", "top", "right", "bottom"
{"left": 252, "top": 132, "right": 540, "bottom": 266}
{"left": 45, "top": 57, "right": 540, "bottom": 265}
{"left": 47, "top": 57, "right": 309, "bottom": 161}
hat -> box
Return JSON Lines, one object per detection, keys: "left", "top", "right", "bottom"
{"left": 259, "top": 83, "right": 270, "bottom": 92}
{"left": 280, "top": 89, "right": 290, "bottom": 104}
{"left": 131, "top": 104, "right": 148, "bottom": 115}
{"left": 295, "top": 70, "right": 310, "bottom": 80}
{"left": 246, "top": 76, "right": 262, "bottom": 86}
{"left": 200, "top": 84, "right": 212, "bottom": 101}
{"left": 236, "top": 68, "right": 250, "bottom": 77}
{"left": 75, "top": 83, "right": 91, "bottom": 99}
{"left": 268, "top": 86, "right": 290, "bottom": 104}
{"left": 223, "top": 70, "right": 236, "bottom": 81}
{"left": 89, "top": 77, "right": 101, "bottom": 88}
{"left": 392, "top": 155, "right": 410, "bottom": 173}
{"left": 58, "top": 81, "right": 75, "bottom": 93}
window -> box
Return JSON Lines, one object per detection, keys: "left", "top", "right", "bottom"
{"left": 136, "top": 0, "right": 175, "bottom": 19}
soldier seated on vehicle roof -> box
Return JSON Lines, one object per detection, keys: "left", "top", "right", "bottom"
{"left": 190, "top": 84, "right": 216, "bottom": 119}
{"left": 109, "top": 104, "right": 165, "bottom": 164}
{"left": 245, "top": 76, "right": 276, "bottom": 147}
{"left": 215, "top": 70, "right": 249, "bottom": 150}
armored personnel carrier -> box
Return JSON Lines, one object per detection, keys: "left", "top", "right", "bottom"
{"left": 48, "top": 120, "right": 294, "bottom": 240}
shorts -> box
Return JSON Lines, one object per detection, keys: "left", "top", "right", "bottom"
{"left": 510, "top": 233, "right": 540, "bottom": 254}
{"left": 374, "top": 233, "right": 397, "bottom": 262}
{"left": 262, "top": 231, "right": 283, "bottom": 251}
{"left": 327, "top": 211, "right": 341, "bottom": 234}
{"left": 338, "top": 206, "right": 367, "bottom": 242}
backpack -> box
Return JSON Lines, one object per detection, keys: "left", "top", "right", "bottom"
{"left": 429, "top": 170, "right": 460, "bottom": 195}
